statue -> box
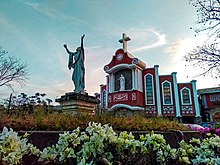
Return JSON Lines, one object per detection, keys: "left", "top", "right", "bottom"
{"left": 118, "top": 74, "right": 125, "bottom": 91}
{"left": 63, "top": 34, "right": 85, "bottom": 93}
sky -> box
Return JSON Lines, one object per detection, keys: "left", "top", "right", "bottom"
{"left": 0, "top": 0, "right": 219, "bottom": 104}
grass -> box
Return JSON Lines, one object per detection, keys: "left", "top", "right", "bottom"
{"left": 0, "top": 106, "right": 189, "bottom": 131}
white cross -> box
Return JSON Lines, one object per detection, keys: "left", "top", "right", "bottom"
{"left": 119, "top": 33, "right": 131, "bottom": 53}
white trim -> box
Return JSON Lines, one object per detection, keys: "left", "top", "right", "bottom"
{"left": 110, "top": 104, "right": 145, "bottom": 111}
{"left": 180, "top": 87, "right": 192, "bottom": 105}
{"left": 144, "top": 74, "right": 155, "bottom": 105}
{"left": 154, "top": 65, "right": 162, "bottom": 115}
{"left": 162, "top": 80, "right": 173, "bottom": 105}
{"left": 105, "top": 63, "right": 143, "bottom": 74}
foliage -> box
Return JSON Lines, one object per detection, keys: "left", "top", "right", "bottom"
{"left": 3, "top": 93, "right": 52, "bottom": 115}
{"left": 0, "top": 109, "right": 188, "bottom": 131}
{"left": 0, "top": 127, "right": 40, "bottom": 165}
{"left": 185, "top": 0, "right": 220, "bottom": 77}
{"left": 1, "top": 123, "right": 220, "bottom": 165}
{"left": 0, "top": 48, "right": 29, "bottom": 89}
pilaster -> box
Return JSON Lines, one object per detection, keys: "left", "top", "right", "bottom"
{"left": 172, "top": 72, "right": 181, "bottom": 117}
{"left": 154, "top": 65, "right": 162, "bottom": 116}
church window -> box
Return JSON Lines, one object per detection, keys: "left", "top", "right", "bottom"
{"left": 181, "top": 88, "right": 192, "bottom": 105}
{"left": 210, "top": 95, "right": 220, "bottom": 102}
{"left": 102, "top": 90, "right": 106, "bottom": 108}
{"left": 145, "top": 74, "right": 154, "bottom": 105}
{"left": 162, "top": 81, "right": 172, "bottom": 105}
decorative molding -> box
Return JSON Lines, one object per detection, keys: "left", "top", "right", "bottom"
{"left": 162, "top": 80, "right": 173, "bottom": 105}
{"left": 132, "top": 93, "right": 136, "bottom": 100}
{"left": 144, "top": 74, "right": 155, "bottom": 105}
{"left": 180, "top": 87, "right": 192, "bottom": 105}
{"left": 110, "top": 104, "right": 144, "bottom": 111}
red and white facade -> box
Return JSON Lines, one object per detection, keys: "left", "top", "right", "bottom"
{"left": 99, "top": 34, "right": 201, "bottom": 123}
{"left": 198, "top": 87, "right": 220, "bottom": 122}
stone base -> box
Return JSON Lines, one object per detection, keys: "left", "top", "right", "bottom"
{"left": 55, "top": 92, "right": 99, "bottom": 114}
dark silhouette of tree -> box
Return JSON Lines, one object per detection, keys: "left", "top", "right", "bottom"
{"left": 0, "top": 48, "right": 29, "bottom": 88}
{"left": 5, "top": 92, "right": 53, "bottom": 115}
{"left": 185, "top": 0, "right": 220, "bottom": 78}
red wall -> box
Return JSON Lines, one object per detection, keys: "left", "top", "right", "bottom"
{"left": 108, "top": 90, "right": 144, "bottom": 108}
{"left": 159, "top": 75, "right": 176, "bottom": 116}
{"left": 178, "top": 83, "right": 195, "bottom": 116}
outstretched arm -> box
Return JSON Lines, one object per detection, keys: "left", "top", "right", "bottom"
{"left": 81, "top": 34, "right": 85, "bottom": 48}
{"left": 63, "top": 44, "right": 71, "bottom": 55}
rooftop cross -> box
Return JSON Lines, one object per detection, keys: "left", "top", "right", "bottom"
{"left": 119, "top": 33, "right": 131, "bottom": 53}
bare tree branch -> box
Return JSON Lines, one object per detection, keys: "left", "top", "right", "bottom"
{"left": 0, "top": 48, "right": 29, "bottom": 88}
{"left": 186, "top": 0, "right": 220, "bottom": 78}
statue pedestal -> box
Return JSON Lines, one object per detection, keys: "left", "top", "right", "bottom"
{"left": 55, "top": 92, "right": 99, "bottom": 114}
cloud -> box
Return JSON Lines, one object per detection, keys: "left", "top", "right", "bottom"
{"left": 125, "top": 28, "right": 166, "bottom": 53}
{"left": 165, "top": 37, "right": 206, "bottom": 62}
{"left": 21, "top": 1, "right": 85, "bottom": 25}
{"left": 23, "top": 1, "right": 64, "bottom": 19}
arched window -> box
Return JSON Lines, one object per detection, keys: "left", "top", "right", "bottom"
{"left": 181, "top": 88, "right": 192, "bottom": 105}
{"left": 145, "top": 74, "right": 154, "bottom": 105}
{"left": 162, "top": 81, "right": 172, "bottom": 105}
{"left": 102, "top": 90, "right": 106, "bottom": 108}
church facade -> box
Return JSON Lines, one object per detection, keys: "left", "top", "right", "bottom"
{"left": 99, "top": 34, "right": 201, "bottom": 123}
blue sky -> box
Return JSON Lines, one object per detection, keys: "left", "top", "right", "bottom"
{"left": 0, "top": 0, "right": 219, "bottom": 104}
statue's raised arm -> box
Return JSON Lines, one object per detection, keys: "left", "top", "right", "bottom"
{"left": 81, "top": 34, "right": 85, "bottom": 49}
{"left": 63, "top": 44, "right": 72, "bottom": 55}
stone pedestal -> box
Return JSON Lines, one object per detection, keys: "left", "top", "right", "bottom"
{"left": 55, "top": 92, "right": 99, "bottom": 114}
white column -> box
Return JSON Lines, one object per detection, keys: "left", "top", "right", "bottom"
{"left": 172, "top": 72, "right": 181, "bottom": 117}
{"left": 106, "top": 75, "right": 109, "bottom": 108}
{"left": 138, "top": 69, "right": 143, "bottom": 92}
{"left": 135, "top": 69, "right": 138, "bottom": 90}
{"left": 154, "top": 65, "right": 162, "bottom": 116}
{"left": 191, "top": 80, "right": 201, "bottom": 117}
{"left": 132, "top": 69, "right": 136, "bottom": 90}
{"left": 109, "top": 74, "right": 114, "bottom": 93}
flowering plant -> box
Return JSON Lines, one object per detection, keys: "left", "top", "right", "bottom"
{"left": 0, "top": 127, "right": 40, "bottom": 165}
{"left": 1, "top": 123, "right": 220, "bottom": 165}
{"left": 185, "top": 124, "right": 220, "bottom": 137}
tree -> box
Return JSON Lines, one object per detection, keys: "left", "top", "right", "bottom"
{"left": 185, "top": 0, "right": 220, "bottom": 78}
{"left": 0, "top": 48, "right": 29, "bottom": 89}
{"left": 4, "top": 92, "right": 53, "bottom": 115}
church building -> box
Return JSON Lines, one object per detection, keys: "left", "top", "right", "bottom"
{"left": 99, "top": 33, "right": 201, "bottom": 123}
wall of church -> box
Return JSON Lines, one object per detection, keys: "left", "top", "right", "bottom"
{"left": 107, "top": 91, "right": 144, "bottom": 108}
{"left": 178, "top": 83, "right": 196, "bottom": 117}
{"left": 143, "top": 68, "right": 158, "bottom": 115}
{"left": 159, "top": 75, "right": 176, "bottom": 116}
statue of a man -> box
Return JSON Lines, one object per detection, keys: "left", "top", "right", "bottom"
{"left": 63, "top": 34, "right": 85, "bottom": 93}
{"left": 118, "top": 74, "right": 125, "bottom": 91}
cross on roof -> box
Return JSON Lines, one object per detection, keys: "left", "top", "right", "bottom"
{"left": 119, "top": 33, "right": 131, "bottom": 53}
